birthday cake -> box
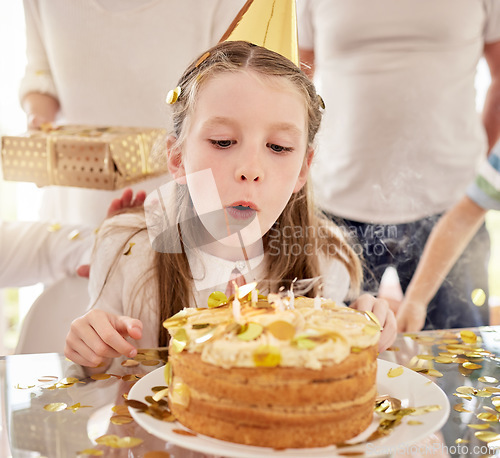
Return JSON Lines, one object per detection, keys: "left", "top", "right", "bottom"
{"left": 163, "top": 288, "right": 380, "bottom": 449}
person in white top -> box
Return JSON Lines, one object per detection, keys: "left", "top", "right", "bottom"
{"left": 64, "top": 41, "right": 397, "bottom": 370}
{"left": 20, "top": 0, "right": 246, "bottom": 226}
{"left": 0, "top": 188, "right": 144, "bottom": 288}
{"left": 298, "top": 0, "right": 500, "bottom": 330}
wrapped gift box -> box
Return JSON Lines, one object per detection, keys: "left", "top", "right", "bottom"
{"left": 1, "top": 125, "right": 168, "bottom": 190}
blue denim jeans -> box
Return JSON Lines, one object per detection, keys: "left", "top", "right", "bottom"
{"left": 331, "top": 214, "right": 491, "bottom": 330}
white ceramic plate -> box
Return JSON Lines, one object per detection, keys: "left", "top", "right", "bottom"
{"left": 128, "top": 359, "right": 450, "bottom": 457}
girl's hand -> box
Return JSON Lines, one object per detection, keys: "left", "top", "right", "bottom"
{"left": 396, "top": 300, "right": 427, "bottom": 333}
{"left": 350, "top": 294, "right": 397, "bottom": 353}
{"left": 65, "top": 309, "right": 143, "bottom": 368}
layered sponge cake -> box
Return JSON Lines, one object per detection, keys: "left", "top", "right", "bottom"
{"left": 163, "top": 293, "right": 380, "bottom": 448}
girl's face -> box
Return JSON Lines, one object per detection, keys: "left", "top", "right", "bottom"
{"left": 168, "top": 70, "right": 312, "bottom": 247}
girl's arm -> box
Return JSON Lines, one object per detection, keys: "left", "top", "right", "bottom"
{"left": 397, "top": 196, "right": 486, "bottom": 332}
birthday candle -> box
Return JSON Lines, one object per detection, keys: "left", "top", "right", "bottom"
{"left": 314, "top": 293, "right": 321, "bottom": 310}
{"left": 232, "top": 282, "right": 242, "bottom": 321}
{"left": 289, "top": 288, "right": 295, "bottom": 309}
{"left": 268, "top": 293, "right": 285, "bottom": 311}
{"left": 251, "top": 288, "right": 258, "bottom": 306}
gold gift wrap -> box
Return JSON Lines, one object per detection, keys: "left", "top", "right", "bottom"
{"left": 1, "top": 125, "right": 168, "bottom": 190}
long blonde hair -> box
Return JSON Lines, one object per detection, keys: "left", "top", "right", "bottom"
{"left": 97, "top": 41, "right": 362, "bottom": 346}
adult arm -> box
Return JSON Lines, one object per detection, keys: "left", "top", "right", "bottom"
{"left": 20, "top": 0, "right": 61, "bottom": 128}
{"left": 397, "top": 196, "right": 486, "bottom": 332}
{"left": 482, "top": 40, "right": 500, "bottom": 152}
{"left": 0, "top": 221, "right": 92, "bottom": 288}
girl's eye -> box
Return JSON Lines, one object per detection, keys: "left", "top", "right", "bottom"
{"left": 267, "top": 143, "right": 293, "bottom": 153}
{"left": 210, "top": 139, "right": 234, "bottom": 148}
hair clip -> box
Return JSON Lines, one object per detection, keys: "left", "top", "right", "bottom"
{"left": 166, "top": 86, "right": 182, "bottom": 104}
{"left": 317, "top": 94, "right": 326, "bottom": 110}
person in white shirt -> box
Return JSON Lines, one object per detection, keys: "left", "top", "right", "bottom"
{"left": 20, "top": 0, "right": 246, "bottom": 226}
{"left": 0, "top": 188, "right": 144, "bottom": 288}
{"left": 298, "top": 0, "right": 500, "bottom": 330}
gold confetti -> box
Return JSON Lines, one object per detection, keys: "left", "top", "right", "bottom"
{"left": 407, "top": 420, "right": 423, "bottom": 425}
{"left": 457, "top": 386, "right": 476, "bottom": 395}
{"left": 427, "top": 369, "right": 444, "bottom": 378}
{"left": 95, "top": 435, "right": 143, "bottom": 448}
{"left": 454, "top": 404, "right": 471, "bottom": 413}
{"left": 164, "top": 361, "right": 172, "bottom": 386}
{"left": 67, "top": 402, "right": 92, "bottom": 413}
{"left": 173, "top": 429, "right": 197, "bottom": 437}
{"left": 237, "top": 322, "right": 264, "bottom": 341}
{"left": 78, "top": 449, "right": 104, "bottom": 456}
{"left": 479, "top": 376, "right": 499, "bottom": 384}
{"left": 125, "top": 399, "right": 148, "bottom": 410}
{"left": 387, "top": 366, "right": 404, "bottom": 378}
{"left": 417, "top": 354, "right": 434, "bottom": 360}
{"left": 110, "top": 415, "right": 134, "bottom": 425}
{"left": 454, "top": 393, "right": 473, "bottom": 401}
{"left": 166, "top": 86, "right": 182, "bottom": 104}
{"left": 207, "top": 291, "right": 228, "bottom": 308}
{"left": 121, "top": 359, "right": 140, "bottom": 367}
{"left": 435, "top": 355, "right": 454, "bottom": 364}
{"left": 171, "top": 328, "right": 188, "bottom": 353}
{"left": 460, "top": 330, "right": 478, "bottom": 344}
{"left": 112, "top": 405, "right": 130, "bottom": 415}
{"left": 14, "top": 384, "right": 35, "bottom": 389}
{"left": 152, "top": 387, "right": 169, "bottom": 402}
{"left": 47, "top": 223, "right": 61, "bottom": 232}
{"left": 253, "top": 345, "right": 281, "bottom": 367}
{"left": 477, "top": 412, "right": 499, "bottom": 422}
{"left": 462, "top": 362, "right": 482, "bottom": 370}
{"left": 144, "top": 453, "right": 172, "bottom": 458}
{"left": 477, "top": 390, "right": 493, "bottom": 398}
{"left": 91, "top": 373, "right": 112, "bottom": 381}
{"left": 410, "top": 405, "right": 442, "bottom": 416}
{"left": 170, "top": 381, "right": 190, "bottom": 407}
{"left": 142, "top": 359, "right": 161, "bottom": 366}
{"left": 44, "top": 402, "right": 68, "bottom": 412}
{"left": 122, "top": 374, "right": 141, "bottom": 382}
{"left": 386, "top": 346, "right": 400, "bottom": 351}
{"left": 468, "top": 423, "right": 491, "bottom": 430}
{"left": 455, "top": 439, "right": 469, "bottom": 444}
{"left": 475, "top": 431, "right": 500, "bottom": 442}
{"left": 68, "top": 229, "right": 80, "bottom": 240}
{"left": 123, "top": 242, "right": 135, "bottom": 256}
{"left": 486, "top": 387, "right": 500, "bottom": 394}
{"left": 471, "top": 288, "right": 486, "bottom": 306}
{"left": 267, "top": 320, "right": 296, "bottom": 340}
{"left": 38, "top": 375, "right": 59, "bottom": 383}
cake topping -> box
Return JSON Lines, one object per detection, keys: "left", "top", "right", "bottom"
{"left": 163, "top": 287, "right": 380, "bottom": 370}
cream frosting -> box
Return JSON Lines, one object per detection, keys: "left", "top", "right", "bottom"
{"left": 164, "top": 296, "right": 380, "bottom": 370}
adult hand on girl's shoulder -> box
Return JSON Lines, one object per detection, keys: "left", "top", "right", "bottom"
{"left": 396, "top": 300, "right": 427, "bottom": 333}
{"left": 65, "top": 309, "right": 143, "bottom": 368}
{"left": 349, "top": 294, "right": 397, "bottom": 353}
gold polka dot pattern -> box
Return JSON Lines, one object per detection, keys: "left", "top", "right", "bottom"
{"left": 1, "top": 126, "right": 167, "bottom": 190}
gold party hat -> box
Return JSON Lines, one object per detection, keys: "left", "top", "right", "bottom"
{"left": 219, "top": 0, "right": 299, "bottom": 66}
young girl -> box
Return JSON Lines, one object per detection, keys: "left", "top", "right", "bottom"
{"left": 65, "top": 41, "right": 396, "bottom": 368}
